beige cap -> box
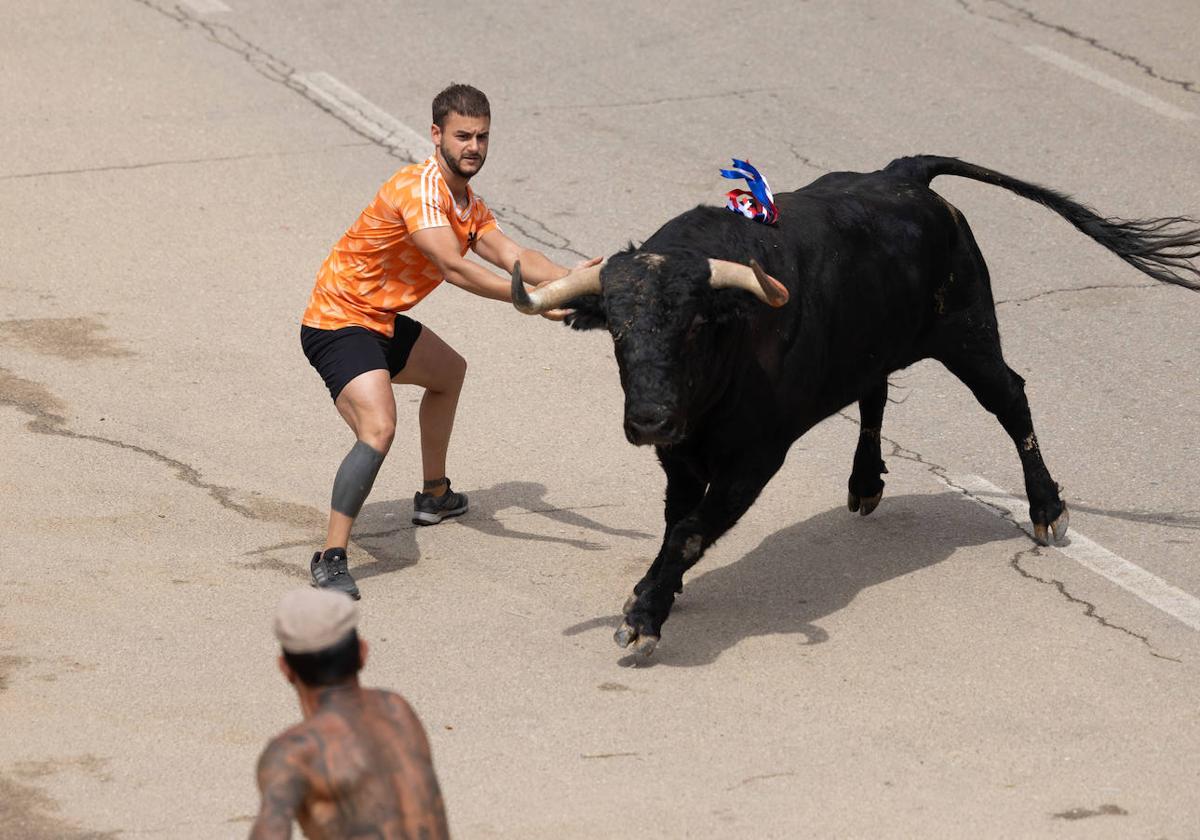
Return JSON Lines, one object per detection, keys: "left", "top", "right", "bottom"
{"left": 274, "top": 588, "right": 359, "bottom": 654}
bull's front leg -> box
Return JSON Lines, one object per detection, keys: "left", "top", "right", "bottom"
{"left": 625, "top": 451, "right": 707, "bottom": 609}
{"left": 616, "top": 453, "right": 785, "bottom": 656}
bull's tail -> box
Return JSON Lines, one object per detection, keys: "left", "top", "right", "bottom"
{"left": 885, "top": 155, "right": 1200, "bottom": 290}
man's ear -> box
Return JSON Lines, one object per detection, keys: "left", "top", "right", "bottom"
{"left": 359, "top": 638, "right": 369, "bottom": 670}
{"left": 563, "top": 295, "right": 608, "bottom": 331}
{"left": 430, "top": 123, "right": 441, "bottom": 146}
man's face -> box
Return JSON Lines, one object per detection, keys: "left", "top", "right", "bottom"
{"left": 433, "top": 112, "right": 490, "bottom": 180}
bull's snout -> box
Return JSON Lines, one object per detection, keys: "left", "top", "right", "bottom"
{"left": 624, "top": 407, "right": 681, "bottom": 446}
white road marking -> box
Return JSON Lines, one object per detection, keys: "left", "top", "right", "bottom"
{"left": 292, "top": 72, "right": 430, "bottom": 161}
{"left": 178, "top": 0, "right": 231, "bottom": 13}
{"left": 1024, "top": 45, "right": 1196, "bottom": 123}
{"left": 951, "top": 473, "right": 1200, "bottom": 631}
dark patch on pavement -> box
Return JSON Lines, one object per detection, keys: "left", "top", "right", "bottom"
{"left": 0, "top": 655, "right": 32, "bottom": 691}
{"left": 1052, "top": 803, "right": 1128, "bottom": 820}
{"left": 598, "top": 682, "right": 629, "bottom": 692}
{"left": 0, "top": 775, "right": 118, "bottom": 839}
{"left": 241, "top": 555, "right": 310, "bottom": 580}
{"left": 0, "top": 368, "right": 67, "bottom": 426}
{"left": 0, "top": 317, "right": 133, "bottom": 361}
{"left": 13, "top": 755, "right": 112, "bottom": 783}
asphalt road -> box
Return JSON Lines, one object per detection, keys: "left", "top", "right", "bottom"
{"left": 2, "top": 1, "right": 1199, "bottom": 837}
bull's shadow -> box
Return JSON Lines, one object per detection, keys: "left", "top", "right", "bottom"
{"left": 564, "top": 491, "right": 1021, "bottom": 667}
{"left": 348, "top": 479, "right": 653, "bottom": 581}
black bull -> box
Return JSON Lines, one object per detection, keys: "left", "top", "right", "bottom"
{"left": 510, "top": 155, "right": 1200, "bottom": 655}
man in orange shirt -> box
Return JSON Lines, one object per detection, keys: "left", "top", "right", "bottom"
{"left": 301, "top": 84, "right": 594, "bottom": 599}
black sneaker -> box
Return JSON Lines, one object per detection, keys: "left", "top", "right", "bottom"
{"left": 310, "top": 548, "right": 360, "bottom": 600}
{"left": 412, "top": 480, "right": 469, "bottom": 526}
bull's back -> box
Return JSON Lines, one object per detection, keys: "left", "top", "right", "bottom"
{"left": 772, "top": 172, "right": 968, "bottom": 417}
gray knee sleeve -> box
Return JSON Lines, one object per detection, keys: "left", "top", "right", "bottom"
{"left": 331, "top": 441, "right": 386, "bottom": 517}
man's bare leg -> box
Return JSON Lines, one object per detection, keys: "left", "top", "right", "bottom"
{"left": 319, "top": 326, "right": 465, "bottom": 556}
{"left": 390, "top": 326, "right": 467, "bottom": 496}
{"left": 325, "top": 369, "right": 397, "bottom": 549}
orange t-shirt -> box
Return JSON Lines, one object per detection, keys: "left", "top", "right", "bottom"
{"left": 302, "top": 156, "right": 500, "bottom": 336}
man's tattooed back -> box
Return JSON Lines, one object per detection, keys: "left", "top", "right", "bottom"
{"left": 251, "top": 686, "right": 449, "bottom": 839}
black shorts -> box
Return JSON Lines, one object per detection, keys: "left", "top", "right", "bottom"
{"left": 301, "top": 314, "right": 423, "bottom": 401}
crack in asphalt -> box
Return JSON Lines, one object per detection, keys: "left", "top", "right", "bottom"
{"left": 954, "top": 0, "right": 1011, "bottom": 25}
{"left": 837, "top": 410, "right": 1011, "bottom": 519}
{"left": 131, "top": 0, "right": 416, "bottom": 160}
{"left": 0, "top": 367, "right": 319, "bottom": 529}
{"left": 0, "top": 143, "right": 371, "bottom": 181}
{"left": 131, "top": 0, "right": 587, "bottom": 263}
{"left": 995, "top": 281, "right": 1161, "bottom": 306}
{"left": 491, "top": 204, "right": 588, "bottom": 259}
{"left": 727, "top": 771, "right": 799, "bottom": 791}
{"left": 785, "top": 143, "right": 832, "bottom": 174}
{"left": 539, "top": 87, "right": 779, "bottom": 112}
{"left": 970, "top": 0, "right": 1199, "bottom": 96}
{"left": 580, "top": 751, "right": 639, "bottom": 760}
{"left": 835, "top": 411, "right": 1178, "bottom": 656}
{"left": 1008, "top": 545, "right": 1181, "bottom": 661}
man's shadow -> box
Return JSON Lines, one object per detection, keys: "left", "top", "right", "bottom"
{"left": 348, "top": 479, "right": 652, "bottom": 581}
{"left": 564, "top": 491, "right": 1023, "bottom": 667}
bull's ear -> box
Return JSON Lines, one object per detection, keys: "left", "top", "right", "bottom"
{"left": 563, "top": 295, "right": 608, "bottom": 330}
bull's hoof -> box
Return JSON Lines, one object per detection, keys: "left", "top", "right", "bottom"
{"left": 1033, "top": 503, "right": 1070, "bottom": 546}
{"left": 635, "top": 635, "right": 659, "bottom": 656}
{"left": 614, "top": 621, "right": 660, "bottom": 656}
{"left": 847, "top": 489, "right": 883, "bottom": 516}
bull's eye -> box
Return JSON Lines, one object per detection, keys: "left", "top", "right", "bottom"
{"left": 685, "top": 314, "right": 707, "bottom": 342}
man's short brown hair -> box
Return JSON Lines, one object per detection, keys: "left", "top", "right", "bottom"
{"left": 432, "top": 84, "right": 490, "bottom": 128}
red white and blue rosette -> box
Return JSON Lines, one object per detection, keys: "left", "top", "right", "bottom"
{"left": 721, "top": 158, "right": 779, "bottom": 225}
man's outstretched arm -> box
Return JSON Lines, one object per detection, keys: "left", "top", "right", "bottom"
{"left": 249, "top": 736, "right": 310, "bottom": 840}
{"left": 412, "top": 227, "right": 595, "bottom": 320}
{"left": 410, "top": 227, "right": 526, "bottom": 302}
{"left": 472, "top": 229, "right": 573, "bottom": 285}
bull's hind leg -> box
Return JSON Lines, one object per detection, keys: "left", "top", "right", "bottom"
{"left": 937, "top": 345, "right": 1069, "bottom": 545}
{"left": 848, "top": 380, "right": 889, "bottom": 516}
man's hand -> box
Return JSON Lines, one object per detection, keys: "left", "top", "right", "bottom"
{"left": 536, "top": 255, "right": 602, "bottom": 319}
{"left": 574, "top": 255, "right": 604, "bottom": 270}
{"left": 535, "top": 255, "right": 602, "bottom": 288}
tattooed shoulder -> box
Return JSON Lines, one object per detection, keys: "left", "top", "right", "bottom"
{"left": 250, "top": 728, "right": 316, "bottom": 838}
{"left": 378, "top": 689, "right": 417, "bottom": 720}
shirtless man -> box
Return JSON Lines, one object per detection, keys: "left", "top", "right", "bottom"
{"left": 251, "top": 588, "right": 449, "bottom": 839}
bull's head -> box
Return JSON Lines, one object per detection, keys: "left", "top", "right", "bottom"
{"left": 511, "top": 252, "right": 788, "bottom": 446}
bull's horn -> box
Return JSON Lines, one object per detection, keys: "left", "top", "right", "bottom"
{"left": 510, "top": 260, "right": 604, "bottom": 315}
{"left": 708, "top": 258, "right": 789, "bottom": 307}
